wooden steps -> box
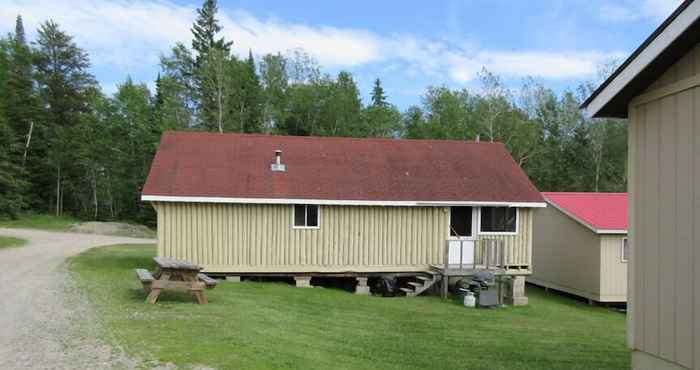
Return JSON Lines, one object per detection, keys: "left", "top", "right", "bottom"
{"left": 401, "top": 272, "right": 442, "bottom": 297}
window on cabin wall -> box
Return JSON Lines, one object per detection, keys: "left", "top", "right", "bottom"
{"left": 293, "top": 204, "right": 319, "bottom": 228}
{"left": 480, "top": 207, "right": 517, "bottom": 233}
{"left": 450, "top": 206, "right": 473, "bottom": 237}
{"left": 621, "top": 238, "right": 629, "bottom": 262}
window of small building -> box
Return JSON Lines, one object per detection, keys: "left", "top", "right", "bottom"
{"left": 450, "top": 206, "right": 472, "bottom": 237}
{"left": 480, "top": 207, "right": 517, "bottom": 234}
{"left": 293, "top": 204, "right": 319, "bottom": 228}
{"left": 621, "top": 238, "right": 629, "bottom": 262}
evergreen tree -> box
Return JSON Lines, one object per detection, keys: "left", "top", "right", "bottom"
{"left": 0, "top": 115, "right": 27, "bottom": 218}
{"left": 233, "top": 50, "right": 263, "bottom": 133}
{"left": 15, "top": 15, "right": 26, "bottom": 45}
{"left": 191, "top": 0, "right": 231, "bottom": 65}
{"left": 363, "top": 78, "right": 400, "bottom": 137}
{"left": 34, "top": 20, "right": 96, "bottom": 215}
{"left": 370, "top": 78, "right": 387, "bottom": 107}
{"left": 4, "top": 15, "right": 38, "bottom": 168}
{"left": 190, "top": 0, "right": 232, "bottom": 131}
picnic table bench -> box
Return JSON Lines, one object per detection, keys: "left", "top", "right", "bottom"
{"left": 136, "top": 257, "right": 217, "bottom": 304}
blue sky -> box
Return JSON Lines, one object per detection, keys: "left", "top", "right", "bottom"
{"left": 0, "top": 0, "right": 683, "bottom": 109}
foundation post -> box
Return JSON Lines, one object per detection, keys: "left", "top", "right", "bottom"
{"left": 355, "top": 277, "right": 370, "bottom": 295}
{"left": 294, "top": 276, "right": 313, "bottom": 288}
{"left": 504, "top": 276, "right": 528, "bottom": 306}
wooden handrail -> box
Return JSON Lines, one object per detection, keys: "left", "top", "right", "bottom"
{"left": 443, "top": 239, "right": 506, "bottom": 271}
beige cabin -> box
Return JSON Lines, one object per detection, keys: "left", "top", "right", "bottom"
{"left": 142, "top": 132, "right": 545, "bottom": 301}
{"left": 530, "top": 193, "right": 628, "bottom": 303}
{"left": 582, "top": 1, "right": 700, "bottom": 368}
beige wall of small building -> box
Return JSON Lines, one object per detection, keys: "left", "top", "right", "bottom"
{"left": 599, "top": 235, "right": 628, "bottom": 302}
{"left": 152, "top": 202, "right": 534, "bottom": 274}
{"left": 628, "top": 42, "right": 700, "bottom": 369}
{"left": 531, "top": 205, "right": 605, "bottom": 301}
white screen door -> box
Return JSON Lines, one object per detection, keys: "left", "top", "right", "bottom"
{"left": 448, "top": 207, "right": 475, "bottom": 265}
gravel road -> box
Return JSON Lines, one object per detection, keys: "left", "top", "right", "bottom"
{"left": 0, "top": 228, "right": 154, "bottom": 370}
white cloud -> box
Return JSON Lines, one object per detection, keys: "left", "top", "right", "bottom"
{"left": 1, "top": 0, "right": 623, "bottom": 85}
{"left": 221, "top": 11, "right": 383, "bottom": 67}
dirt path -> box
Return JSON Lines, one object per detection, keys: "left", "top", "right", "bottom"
{"left": 0, "top": 228, "right": 154, "bottom": 370}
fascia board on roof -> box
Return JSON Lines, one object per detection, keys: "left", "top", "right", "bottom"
{"left": 583, "top": 0, "right": 700, "bottom": 117}
{"left": 141, "top": 195, "right": 547, "bottom": 208}
{"left": 596, "top": 229, "right": 628, "bottom": 235}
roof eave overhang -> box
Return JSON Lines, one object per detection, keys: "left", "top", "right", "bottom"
{"left": 582, "top": 0, "right": 700, "bottom": 118}
{"left": 596, "top": 229, "right": 628, "bottom": 235}
{"left": 141, "top": 195, "right": 547, "bottom": 208}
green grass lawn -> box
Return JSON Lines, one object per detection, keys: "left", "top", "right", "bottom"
{"left": 69, "top": 245, "right": 630, "bottom": 370}
{"left": 0, "top": 214, "right": 78, "bottom": 231}
{"left": 0, "top": 236, "right": 27, "bottom": 249}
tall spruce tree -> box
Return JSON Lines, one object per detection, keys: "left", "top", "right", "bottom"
{"left": 191, "top": 0, "right": 232, "bottom": 131}
{"left": 370, "top": 78, "right": 387, "bottom": 107}
{"left": 237, "top": 50, "right": 263, "bottom": 132}
{"left": 191, "top": 0, "right": 231, "bottom": 65}
{"left": 34, "top": 20, "right": 95, "bottom": 215}
{"left": 5, "top": 15, "right": 38, "bottom": 168}
{"left": 363, "top": 78, "right": 400, "bottom": 137}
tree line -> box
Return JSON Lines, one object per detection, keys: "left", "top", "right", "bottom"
{"left": 0, "top": 0, "right": 627, "bottom": 224}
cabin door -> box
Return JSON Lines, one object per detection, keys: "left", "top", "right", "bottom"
{"left": 448, "top": 206, "right": 476, "bottom": 265}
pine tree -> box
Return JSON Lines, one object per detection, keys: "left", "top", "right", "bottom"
{"left": 191, "top": 0, "right": 232, "bottom": 65}
{"left": 241, "top": 50, "right": 263, "bottom": 132}
{"left": 370, "top": 78, "right": 387, "bottom": 107}
{"left": 34, "top": 20, "right": 96, "bottom": 215}
{"left": 191, "top": 0, "right": 233, "bottom": 131}
{"left": 0, "top": 115, "right": 27, "bottom": 218}
{"left": 5, "top": 15, "right": 37, "bottom": 167}
{"left": 363, "top": 78, "right": 400, "bottom": 137}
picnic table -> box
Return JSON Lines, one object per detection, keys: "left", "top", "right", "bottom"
{"left": 136, "top": 257, "right": 217, "bottom": 304}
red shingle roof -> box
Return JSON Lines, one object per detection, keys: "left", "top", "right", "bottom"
{"left": 142, "top": 132, "right": 544, "bottom": 204}
{"left": 543, "top": 192, "right": 628, "bottom": 233}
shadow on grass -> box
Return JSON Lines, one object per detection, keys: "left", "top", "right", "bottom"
{"left": 127, "top": 286, "right": 216, "bottom": 305}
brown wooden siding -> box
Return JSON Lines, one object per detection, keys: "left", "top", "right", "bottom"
{"left": 628, "top": 42, "right": 700, "bottom": 369}
{"left": 153, "top": 203, "right": 534, "bottom": 274}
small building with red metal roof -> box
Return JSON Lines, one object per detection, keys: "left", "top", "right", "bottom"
{"left": 530, "top": 192, "right": 628, "bottom": 303}
{"left": 142, "top": 132, "right": 545, "bottom": 301}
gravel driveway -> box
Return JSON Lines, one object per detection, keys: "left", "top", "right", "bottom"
{"left": 0, "top": 228, "right": 154, "bottom": 370}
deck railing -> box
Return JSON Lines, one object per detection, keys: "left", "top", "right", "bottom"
{"left": 443, "top": 239, "right": 505, "bottom": 271}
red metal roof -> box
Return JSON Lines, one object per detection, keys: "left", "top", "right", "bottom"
{"left": 543, "top": 192, "right": 628, "bottom": 232}
{"left": 142, "top": 132, "right": 544, "bottom": 204}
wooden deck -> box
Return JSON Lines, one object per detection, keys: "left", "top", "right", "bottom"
{"left": 429, "top": 264, "right": 507, "bottom": 277}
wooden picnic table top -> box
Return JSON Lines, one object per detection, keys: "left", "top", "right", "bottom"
{"left": 153, "top": 257, "right": 202, "bottom": 272}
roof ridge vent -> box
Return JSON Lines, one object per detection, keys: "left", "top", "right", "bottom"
{"left": 271, "top": 150, "right": 286, "bottom": 172}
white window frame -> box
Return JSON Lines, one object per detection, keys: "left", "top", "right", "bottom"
{"left": 621, "top": 237, "right": 629, "bottom": 263}
{"left": 292, "top": 204, "right": 320, "bottom": 229}
{"left": 448, "top": 206, "right": 478, "bottom": 240}
{"left": 478, "top": 207, "right": 519, "bottom": 236}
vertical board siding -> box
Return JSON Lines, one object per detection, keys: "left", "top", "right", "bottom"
{"left": 482, "top": 209, "right": 533, "bottom": 267}
{"left": 658, "top": 94, "right": 676, "bottom": 361}
{"left": 630, "top": 42, "right": 699, "bottom": 369}
{"left": 158, "top": 204, "right": 450, "bottom": 271}
{"left": 156, "top": 204, "right": 533, "bottom": 273}
{"left": 599, "top": 236, "right": 628, "bottom": 300}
